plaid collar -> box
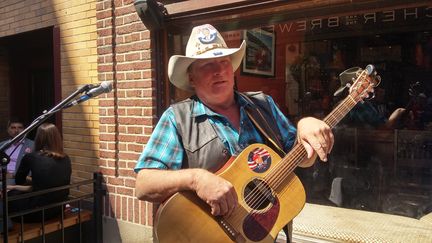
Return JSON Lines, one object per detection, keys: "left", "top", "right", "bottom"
{"left": 190, "top": 91, "right": 251, "bottom": 118}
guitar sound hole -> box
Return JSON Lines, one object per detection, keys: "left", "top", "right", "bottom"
{"left": 244, "top": 179, "right": 274, "bottom": 210}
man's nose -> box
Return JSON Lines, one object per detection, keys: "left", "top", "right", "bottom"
{"left": 212, "top": 62, "right": 224, "bottom": 74}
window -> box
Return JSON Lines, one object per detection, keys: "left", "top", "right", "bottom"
{"left": 164, "top": 0, "right": 432, "bottom": 223}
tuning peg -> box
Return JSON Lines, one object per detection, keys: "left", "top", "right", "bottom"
{"left": 365, "top": 64, "right": 375, "bottom": 75}
{"left": 365, "top": 92, "right": 376, "bottom": 101}
{"left": 374, "top": 75, "right": 381, "bottom": 87}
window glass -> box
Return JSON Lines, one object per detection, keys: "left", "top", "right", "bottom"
{"left": 167, "top": 4, "right": 432, "bottom": 219}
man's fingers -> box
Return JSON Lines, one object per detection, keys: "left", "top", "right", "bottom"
{"left": 301, "top": 141, "right": 314, "bottom": 159}
{"left": 226, "top": 189, "right": 238, "bottom": 217}
{"left": 218, "top": 199, "right": 229, "bottom": 216}
{"left": 210, "top": 202, "right": 220, "bottom": 216}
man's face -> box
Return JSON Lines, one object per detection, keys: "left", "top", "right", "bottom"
{"left": 188, "top": 56, "right": 235, "bottom": 105}
{"left": 7, "top": 122, "right": 24, "bottom": 138}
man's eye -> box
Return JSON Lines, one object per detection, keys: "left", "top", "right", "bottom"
{"left": 202, "top": 63, "right": 213, "bottom": 69}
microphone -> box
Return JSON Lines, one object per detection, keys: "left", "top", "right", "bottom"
{"left": 65, "top": 81, "right": 113, "bottom": 108}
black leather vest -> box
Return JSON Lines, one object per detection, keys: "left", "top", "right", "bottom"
{"left": 171, "top": 92, "right": 282, "bottom": 173}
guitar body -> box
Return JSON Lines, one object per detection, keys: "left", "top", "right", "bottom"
{"left": 155, "top": 144, "right": 306, "bottom": 243}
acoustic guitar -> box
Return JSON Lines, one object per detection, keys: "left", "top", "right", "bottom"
{"left": 155, "top": 65, "right": 381, "bottom": 243}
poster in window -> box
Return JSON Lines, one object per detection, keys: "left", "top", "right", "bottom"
{"left": 242, "top": 28, "right": 275, "bottom": 77}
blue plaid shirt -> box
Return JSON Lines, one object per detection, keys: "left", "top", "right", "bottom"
{"left": 134, "top": 93, "right": 297, "bottom": 172}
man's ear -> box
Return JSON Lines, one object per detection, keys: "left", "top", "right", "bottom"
{"left": 188, "top": 74, "right": 195, "bottom": 87}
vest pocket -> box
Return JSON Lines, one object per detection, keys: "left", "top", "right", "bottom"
{"left": 184, "top": 136, "right": 230, "bottom": 172}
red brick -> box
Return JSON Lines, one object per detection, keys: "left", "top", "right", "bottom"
{"left": 96, "top": 9, "right": 113, "bottom": 19}
{"left": 143, "top": 108, "right": 154, "bottom": 116}
{"left": 128, "top": 143, "right": 144, "bottom": 152}
{"left": 108, "top": 177, "right": 124, "bottom": 186}
{"left": 134, "top": 199, "right": 139, "bottom": 223}
{"left": 126, "top": 72, "right": 142, "bottom": 81}
{"left": 115, "top": 6, "right": 136, "bottom": 17}
{"left": 140, "top": 201, "right": 146, "bottom": 225}
{"left": 117, "top": 187, "right": 134, "bottom": 196}
{"left": 114, "top": 16, "right": 124, "bottom": 26}
{"left": 97, "top": 28, "right": 112, "bottom": 38}
{"left": 127, "top": 127, "right": 143, "bottom": 134}
{"left": 122, "top": 197, "right": 127, "bottom": 220}
{"left": 128, "top": 197, "right": 133, "bottom": 222}
{"left": 126, "top": 108, "right": 143, "bottom": 116}
{"left": 118, "top": 168, "right": 135, "bottom": 177}
{"left": 98, "top": 64, "right": 114, "bottom": 72}
{"left": 125, "top": 53, "right": 140, "bottom": 61}
{"left": 136, "top": 136, "right": 150, "bottom": 144}
{"left": 116, "top": 195, "right": 121, "bottom": 219}
{"left": 119, "top": 151, "right": 139, "bottom": 160}
{"left": 99, "top": 133, "right": 115, "bottom": 141}
{"left": 127, "top": 161, "right": 137, "bottom": 169}
{"left": 101, "top": 167, "right": 116, "bottom": 176}
{"left": 147, "top": 202, "right": 154, "bottom": 226}
{"left": 125, "top": 32, "right": 141, "bottom": 42}
{"left": 125, "top": 178, "right": 136, "bottom": 188}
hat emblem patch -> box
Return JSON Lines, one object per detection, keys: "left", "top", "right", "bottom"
{"left": 213, "top": 51, "right": 223, "bottom": 56}
{"left": 197, "top": 26, "right": 217, "bottom": 44}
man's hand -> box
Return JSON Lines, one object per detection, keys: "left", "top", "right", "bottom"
{"left": 297, "top": 117, "right": 334, "bottom": 164}
{"left": 192, "top": 169, "right": 238, "bottom": 217}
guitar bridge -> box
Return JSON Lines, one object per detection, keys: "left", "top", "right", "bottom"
{"left": 216, "top": 216, "right": 246, "bottom": 243}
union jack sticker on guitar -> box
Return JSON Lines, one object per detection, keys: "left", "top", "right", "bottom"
{"left": 247, "top": 147, "right": 272, "bottom": 173}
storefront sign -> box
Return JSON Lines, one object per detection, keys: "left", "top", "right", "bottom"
{"left": 266, "top": 5, "right": 431, "bottom": 35}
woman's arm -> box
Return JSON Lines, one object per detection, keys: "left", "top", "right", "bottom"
{"left": 7, "top": 184, "right": 33, "bottom": 192}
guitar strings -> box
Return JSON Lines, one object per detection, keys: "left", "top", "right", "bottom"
{"left": 227, "top": 95, "right": 359, "bottom": 228}
{"left": 242, "top": 71, "right": 368, "bottom": 214}
{"left": 241, "top": 96, "right": 358, "bottom": 212}
{"left": 227, "top": 71, "right": 369, "bottom": 229}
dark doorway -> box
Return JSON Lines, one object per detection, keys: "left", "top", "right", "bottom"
{"left": 0, "top": 27, "right": 58, "bottom": 139}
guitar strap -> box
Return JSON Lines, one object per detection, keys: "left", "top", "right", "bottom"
{"left": 240, "top": 92, "right": 293, "bottom": 243}
{"left": 239, "top": 92, "right": 286, "bottom": 157}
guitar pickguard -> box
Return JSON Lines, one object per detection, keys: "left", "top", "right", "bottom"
{"left": 243, "top": 198, "right": 280, "bottom": 241}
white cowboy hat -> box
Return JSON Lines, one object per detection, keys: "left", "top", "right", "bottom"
{"left": 168, "top": 24, "right": 246, "bottom": 92}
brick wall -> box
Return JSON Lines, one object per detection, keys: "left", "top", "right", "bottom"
{"left": 96, "top": 0, "right": 155, "bottom": 226}
{"left": 0, "top": 0, "right": 156, "bottom": 235}
{"left": 0, "top": 1, "right": 98, "bottom": 188}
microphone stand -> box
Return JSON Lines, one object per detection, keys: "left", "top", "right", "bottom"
{"left": 0, "top": 84, "right": 94, "bottom": 242}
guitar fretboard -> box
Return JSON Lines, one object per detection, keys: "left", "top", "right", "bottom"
{"left": 266, "top": 94, "right": 359, "bottom": 190}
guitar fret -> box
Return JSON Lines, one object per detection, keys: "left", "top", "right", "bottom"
{"left": 265, "top": 94, "right": 359, "bottom": 190}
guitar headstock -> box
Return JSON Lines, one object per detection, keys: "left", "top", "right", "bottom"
{"left": 348, "top": 64, "right": 381, "bottom": 103}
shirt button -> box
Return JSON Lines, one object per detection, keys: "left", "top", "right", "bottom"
{"left": 222, "top": 149, "right": 228, "bottom": 155}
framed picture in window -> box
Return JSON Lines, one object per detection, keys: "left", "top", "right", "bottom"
{"left": 242, "top": 28, "right": 275, "bottom": 77}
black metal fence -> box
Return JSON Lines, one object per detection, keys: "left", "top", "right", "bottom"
{"left": 2, "top": 172, "right": 104, "bottom": 243}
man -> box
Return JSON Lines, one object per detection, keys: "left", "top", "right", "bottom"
{"left": 0, "top": 118, "right": 34, "bottom": 182}
{"left": 334, "top": 68, "right": 406, "bottom": 129}
{"left": 134, "top": 24, "right": 334, "bottom": 241}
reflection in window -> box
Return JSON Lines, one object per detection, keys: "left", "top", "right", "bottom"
{"left": 166, "top": 5, "right": 432, "bottom": 220}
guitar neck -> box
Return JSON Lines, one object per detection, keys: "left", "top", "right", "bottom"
{"left": 323, "top": 95, "right": 358, "bottom": 129}
{"left": 267, "top": 95, "right": 359, "bottom": 189}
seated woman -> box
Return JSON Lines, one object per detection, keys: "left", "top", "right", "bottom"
{"left": 7, "top": 123, "right": 72, "bottom": 222}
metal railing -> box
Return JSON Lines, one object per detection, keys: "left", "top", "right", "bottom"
{"left": 2, "top": 172, "right": 104, "bottom": 243}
